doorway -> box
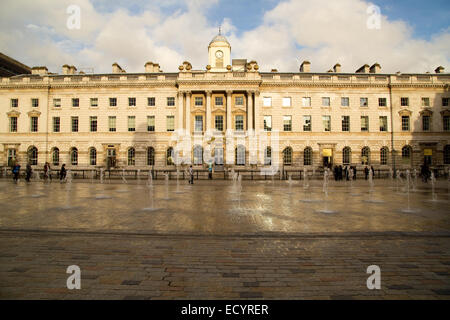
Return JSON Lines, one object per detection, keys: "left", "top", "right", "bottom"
{"left": 215, "top": 147, "right": 224, "bottom": 165}
{"left": 107, "top": 148, "right": 116, "bottom": 168}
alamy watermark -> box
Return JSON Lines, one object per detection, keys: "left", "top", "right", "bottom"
{"left": 66, "top": 5, "right": 81, "bottom": 30}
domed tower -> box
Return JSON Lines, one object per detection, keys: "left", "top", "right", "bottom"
{"left": 208, "top": 30, "right": 231, "bottom": 72}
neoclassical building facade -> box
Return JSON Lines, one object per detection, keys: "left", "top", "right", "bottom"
{"left": 1, "top": 34, "right": 449, "bottom": 172}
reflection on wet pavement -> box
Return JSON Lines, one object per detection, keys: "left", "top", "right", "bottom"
{"left": 0, "top": 179, "right": 449, "bottom": 235}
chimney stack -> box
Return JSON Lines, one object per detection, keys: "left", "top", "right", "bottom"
{"left": 145, "top": 62, "right": 161, "bottom": 72}
{"left": 435, "top": 66, "right": 445, "bottom": 74}
{"left": 62, "top": 64, "right": 70, "bottom": 75}
{"left": 356, "top": 64, "right": 370, "bottom": 73}
{"left": 333, "top": 63, "right": 341, "bottom": 73}
{"left": 68, "top": 65, "right": 77, "bottom": 75}
{"left": 300, "top": 61, "right": 311, "bottom": 72}
{"left": 370, "top": 63, "right": 381, "bottom": 73}
{"left": 31, "top": 66, "right": 48, "bottom": 76}
{"left": 112, "top": 63, "right": 125, "bottom": 73}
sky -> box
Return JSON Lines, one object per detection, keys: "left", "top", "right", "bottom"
{"left": 0, "top": 0, "right": 449, "bottom": 74}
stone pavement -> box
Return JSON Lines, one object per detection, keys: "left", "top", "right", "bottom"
{"left": 1, "top": 230, "right": 449, "bottom": 300}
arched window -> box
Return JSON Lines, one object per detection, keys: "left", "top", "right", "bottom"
{"left": 402, "top": 145, "right": 412, "bottom": 165}
{"left": 28, "top": 146, "right": 38, "bottom": 165}
{"left": 147, "top": 147, "right": 155, "bottom": 166}
{"left": 304, "top": 147, "right": 312, "bottom": 166}
{"left": 70, "top": 148, "right": 78, "bottom": 166}
{"left": 89, "top": 148, "right": 97, "bottom": 166}
{"left": 52, "top": 148, "right": 59, "bottom": 166}
{"left": 264, "top": 147, "right": 272, "bottom": 165}
{"left": 128, "top": 148, "right": 135, "bottom": 166}
{"left": 167, "top": 147, "right": 174, "bottom": 165}
{"left": 444, "top": 145, "right": 450, "bottom": 165}
{"left": 283, "top": 147, "right": 293, "bottom": 165}
{"left": 235, "top": 145, "right": 245, "bottom": 166}
{"left": 193, "top": 145, "right": 203, "bottom": 165}
{"left": 380, "top": 147, "right": 389, "bottom": 165}
{"left": 361, "top": 147, "right": 370, "bottom": 165}
{"left": 342, "top": 147, "right": 351, "bottom": 165}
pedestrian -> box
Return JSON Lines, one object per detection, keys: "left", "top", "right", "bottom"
{"left": 189, "top": 165, "right": 194, "bottom": 184}
{"left": 43, "top": 162, "right": 49, "bottom": 181}
{"left": 60, "top": 164, "right": 66, "bottom": 182}
{"left": 25, "top": 163, "right": 32, "bottom": 182}
{"left": 364, "top": 166, "right": 369, "bottom": 180}
{"left": 353, "top": 166, "right": 357, "bottom": 180}
{"left": 333, "top": 166, "right": 338, "bottom": 181}
{"left": 338, "top": 165, "right": 343, "bottom": 181}
{"left": 12, "top": 163, "right": 20, "bottom": 183}
{"left": 208, "top": 162, "right": 213, "bottom": 180}
{"left": 370, "top": 166, "right": 375, "bottom": 179}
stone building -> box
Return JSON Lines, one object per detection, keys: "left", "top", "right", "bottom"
{"left": 1, "top": 34, "right": 449, "bottom": 173}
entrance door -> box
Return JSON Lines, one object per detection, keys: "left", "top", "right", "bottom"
{"left": 322, "top": 149, "right": 333, "bottom": 168}
{"left": 424, "top": 155, "right": 432, "bottom": 166}
{"left": 215, "top": 148, "right": 224, "bottom": 165}
{"left": 323, "top": 156, "right": 332, "bottom": 168}
{"left": 107, "top": 149, "right": 116, "bottom": 168}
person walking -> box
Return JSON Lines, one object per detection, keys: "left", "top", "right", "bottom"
{"left": 43, "top": 162, "right": 49, "bottom": 182}
{"left": 208, "top": 162, "right": 213, "bottom": 180}
{"left": 60, "top": 164, "right": 66, "bottom": 182}
{"left": 370, "top": 166, "right": 375, "bottom": 179}
{"left": 189, "top": 165, "right": 194, "bottom": 185}
{"left": 12, "top": 163, "right": 20, "bottom": 183}
{"left": 25, "top": 163, "right": 32, "bottom": 182}
{"left": 364, "top": 166, "right": 369, "bottom": 180}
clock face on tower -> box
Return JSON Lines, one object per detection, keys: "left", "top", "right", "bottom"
{"left": 215, "top": 50, "right": 223, "bottom": 58}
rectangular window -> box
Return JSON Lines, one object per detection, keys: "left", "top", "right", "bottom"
{"left": 215, "top": 97, "right": 223, "bottom": 106}
{"left": 361, "top": 116, "right": 369, "bottom": 131}
{"left": 11, "top": 99, "right": 18, "bottom": 108}
{"left": 263, "top": 97, "right": 272, "bottom": 107}
{"left": 303, "top": 115, "right": 311, "bottom": 131}
{"left": 379, "top": 116, "right": 388, "bottom": 132}
{"left": 378, "top": 98, "right": 387, "bottom": 107}
{"left": 235, "top": 115, "right": 244, "bottom": 131}
{"left": 264, "top": 116, "right": 272, "bottom": 132}
{"left": 421, "top": 97, "right": 430, "bottom": 107}
{"left": 235, "top": 96, "right": 244, "bottom": 106}
{"left": 283, "top": 116, "right": 292, "bottom": 131}
{"left": 148, "top": 97, "right": 155, "bottom": 106}
{"left": 341, "top": 97, "right": 349, "bottom": 107}
{"left": 90, "top": 116, "right": 97, "bottom": 132}
{"left": 360, "top": 97, "right": 368, "bottom": 107}
{"left": 167, "top": 97, "right": 175, "bottom": 106}
{"left": 53, "top": 98, "right": 61, "bottom": 108}
{"left": 30, "top": 117, "right": 38, "bottom": 132}
{"left": 444, "top": 116, "right": 450, "bottom": 131}
{"left": 401, "top": 97, "right": 409, "bottom": 107}
{"left": 195, "top": 115, "right": 203, "bottom": 132}
{"left": 422, "top": 115, "right": 430, "bottom": 131}
{"left": 53, "top": 117, "right": 60, "bottom": 132}
{"left": 282, "top": 97, "right": 291, "bottom": 107}
{"left": 90, "top": 98, "right": 98, "bottom": 107}
{"left": 322, "top": 115, "right": 331, "bottom": 131}
{"left": 128, "top": 116, "right": 135, "bottom": 131}
{"left": 443, "top": 98, "right": 449, "bottom": 107}
{"left": 302, "top": 97, "right": 311, "bottom": 107}
{"left": 402, "top": 116, "right": 410, "bottom": 131}
{"left": 128, "top": 97, "right": 136, "bottom": 107}
{"left": 215, "top": 115, "right": 223, "bottom": 131}
{"left": 109, "top": 116, "right": 116, "bottom": 132}
{"left": 322, "top": 97, "right": 330, "bottom": 107}
{"left": 71, "top": 117, "right": 78, "bottom": 132}
{"left": 109, "top": 97, "right": 117, "bottom": 107}
{"left": 195, "top": 97, "right": 204, "bottom": 106}
{"left": 9, "top": 117, "right": 17, "bottom": 132}
{"left": 342, "top": 116, "right": 350, "bottom": 132}
{"left": 31, "top": 98, "right": 39, "bottom": 108}
{"left": 72, "top": 98, "right": 79, "bottom": 107}
{"left": 147, "top": 116, "right": 155, "bottom": 132}
{"left": 166, "top": 115, "right": 175, "bottom": 131}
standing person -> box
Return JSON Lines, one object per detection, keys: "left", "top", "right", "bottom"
{"left": 60, "top": 164, "right": 66, "bottom": 182}
{"left": 338, "top": 165, "right": 343, "bottom": 181}
{"left": 208, "top": 162, "right": 213, "bottom": 180}
{"left": 333, "top": 166, "right": 338, "bottom": 181}
{"left": 364, "top": 166, "right": 369, "bottom": 180}
{"left": 188, "top": 165, "right": 194, "bottom": 185}
{"left": 12, "top": 163, "right": 20, "bottom": 183}
{"left": 353, "top": 166, "right": 357, "bottom": 180}
{"left": 47, "top": 163, "right": 52, "bottom": 182}
{"left": 25, "top": 163, "right": 32, "bottom": 182}
{"left": 43, "top": 162, "right": 49, "bottom": 182}
{"left": 370, "top": 166, "right": 375, "bottom": 179}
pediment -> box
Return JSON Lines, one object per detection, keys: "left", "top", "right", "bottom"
{"left": 440, "top": 109, "right": 450, "bottom": 116}
{"left": 6, "top": 110, "right": 21, "bottom": 117}
{"left": 27, "top": 110, "right": 41, "bottom": 117}
{"left": 398, "top": 108, "right": 412, "bottom": 116}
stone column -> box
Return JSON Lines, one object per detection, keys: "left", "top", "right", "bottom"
{"left": 177, "top": 91, "right": 184, "bottom": 132}
{"left": 247, "top": 91, "right": 253, "bottom": 131}
{"left": 226, "top": 90, "right": 232, "bottom": 133}
{"left": 254, "top": 91, "right": 260, "bottom": 134}
{"left": 185, "top": 91, "right": 191, "bottom": 134}
{"left": 206, "top": 90, "right": 212, "bottom": 134}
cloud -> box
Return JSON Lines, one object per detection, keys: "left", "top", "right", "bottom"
{"left": 0, "top": 0, "right": 448, "bottom": 74}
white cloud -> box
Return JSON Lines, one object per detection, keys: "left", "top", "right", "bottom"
{"left": 0, "top": 0, "right": 448, "bottom": 74}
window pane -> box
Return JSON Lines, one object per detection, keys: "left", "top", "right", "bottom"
{"left": 235, "top": 96, "right": 244, "bottom": 106}
{"left": 147, "top": 116, "right": 155, "bottom": 132}
{"left": 360, "top": 97, "right": 368, "bottom": 107}
{"left": 282, "top": 97, "right": 291, "bottom": 107}
{"left": 167, "top": 97, "right": 175, "bottom": 106}
{"left": 378, "top": 98, "right": 387, "bottom": 107}
{"left": 263, "top": 97, "right": 272, "bottom": 107}
{"left": 283, "top": 116, "right": 292, "bottom": 131}
{"left": 215, "top": 97, "right": 223, "bottom": 106}
{"left": 322, "top": 115, "right": 331, "bottom": 131}
{"left": 195, "top": 115, "right": 203, "bottom": 132}
{"left": 379, "top": 116, "right": 387, "bottom": 131}
{"left": 215, "top": 115, "right": 223, "bottom": 131}
{"left": 109, "top": 98, "right": 117, "bottom": 107}
{"left": 341, "top": 97, "right": 349, "bottom": 107}
{"left": 90, "top": 98, "right": 98, "bottom": 107}
{"left": 361, "top": 116, "right": 369, "bottom": 131}
{"left": 302, "top": 97, "right": 311, "bottom": 107}
{"left": 322, "top": 97, "right": 330, "bottom": 107}
{"left": 264, "top": 116, "right": 272, "bottom": 131}
{"left": 109, "top": 116, "right": 116, "bottom": 132}
{"left": 128, "top": 116, "right": 135, "bottom": 131}
{"left": 402, "top": 116, "right": 410, "bottom": 131}
{"left": 235, "top": 115, "right": 244, "bottom": 131}
{"left": 90, "top": 116, "right": 97, "bottom": 132}
{"left": 167, "top": 116, "right": 174, "bottom": 131}
{"left": 148, "top": 97, "right": 155, "bottom": 106}
{"left": 303, "top": 116, "right": 311, "bottom": 131}
{"left": 71, "top": 117, "right": 78, "bottom": 132}
{"left": 342, "top": 116, "right": 350, "bottom": 131}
